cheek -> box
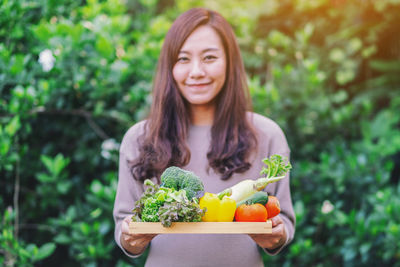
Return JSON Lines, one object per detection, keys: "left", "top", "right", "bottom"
{"left": 211, "top": 61, "right": 226, "bottom": 84}
{"left": 212, "top": 61, "right": 226, "bottom": 77}
{"left": 172, "top": 65, "right": 185, "bottom": 83}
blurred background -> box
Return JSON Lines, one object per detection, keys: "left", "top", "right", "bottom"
{"left": 1, "top": 0, "right": 399, "bottom": 266}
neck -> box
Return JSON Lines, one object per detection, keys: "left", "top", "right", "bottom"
{"left": 189, "top": 105, "right": 215, "bottom": 126}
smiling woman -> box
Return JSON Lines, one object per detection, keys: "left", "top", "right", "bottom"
{"left": 113, "top": 7, "right": 295, "bottom": 267}
{"left": 131, "top": 7, "right": 257, "bottom": 182}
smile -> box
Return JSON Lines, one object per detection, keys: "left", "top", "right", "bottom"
{"left": 186, "top": 82, "right": 212, "bottom": 87}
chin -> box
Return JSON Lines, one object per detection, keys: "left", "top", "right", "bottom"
{"left": 183, "top": 94, "right": 209, "bottom": 104}
{"left": 187, "top": 97, "right": 213, "bottom": 106}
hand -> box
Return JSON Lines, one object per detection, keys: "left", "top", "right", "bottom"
{"left": 248, "top": 215, "right": 287, "bottom": 251}
{"left": 120, "top": 215, "right": 157, "bottom": 255}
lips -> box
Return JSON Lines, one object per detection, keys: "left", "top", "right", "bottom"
{"left": 186, "top": 82, "right": 212, "bottom": 87}
{"left": 185, "top": 82, "right": 212, "bottom": 91}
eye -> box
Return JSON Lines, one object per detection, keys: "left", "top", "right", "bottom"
{"left": 204, "top": 55, "right": 217, "bottom": 62}
{"left": 177, "top": 56, "right": 189, "bottom": 63}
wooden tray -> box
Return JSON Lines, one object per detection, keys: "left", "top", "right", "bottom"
{"left": 129, "top": 220, "right": 272, "bottom": 234}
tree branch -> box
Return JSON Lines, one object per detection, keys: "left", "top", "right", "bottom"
{"left": 84, "top": 113, "right": 110, "bottom": 140}
{"left": 36, "top": 108, "right": 113, "bottom": 139}
{"left": 2, "top": 107, "right": 115, "bottom": 140}
{"left": 13, "top": 144, "right": 20, "bottom": 240}
{"left": 19, "top": 223, "right": 56, "bottom": 233}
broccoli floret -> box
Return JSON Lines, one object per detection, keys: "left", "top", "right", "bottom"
{"left": 180, "top": 175, "right": 204, "bottom": 200}
{"left": 160, "top": 166, "right": 182, "bottom": 190}
{"left": 160, "top": 166, "right": 204, "bottom": 200}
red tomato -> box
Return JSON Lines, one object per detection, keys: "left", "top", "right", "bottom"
{"left": 265, "top": 196, "right": 281, "bottom": 219}
{"left": 235, "top": 203, "right": 268, "bottom": 222}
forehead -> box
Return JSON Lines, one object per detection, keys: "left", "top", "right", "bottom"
{"left": 179, "top": 25, "right": 224, "bottom": 52}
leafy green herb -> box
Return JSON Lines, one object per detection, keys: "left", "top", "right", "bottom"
{"left": 158, "top": 199, "right": 205, "bottom": 227}
{"left": 260, "top": 154, "right": 292, "bottom": 178}
{"left": 141, "top": 197, "right": 163, "bottom": 222}
{"left": 131, "top": 179, "right": 160, "bottom": 222}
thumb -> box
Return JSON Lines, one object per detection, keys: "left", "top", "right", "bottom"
{"left": 122, "top": 215, "right": 133, "bottom": 233}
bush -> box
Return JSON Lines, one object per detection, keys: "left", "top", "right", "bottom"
{"left": 1, "top": 0, "right": 399, "bottom": 266}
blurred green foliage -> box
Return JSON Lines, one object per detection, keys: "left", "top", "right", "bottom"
{"left": 1, "top": 0, "right": 399, "bottom": 266}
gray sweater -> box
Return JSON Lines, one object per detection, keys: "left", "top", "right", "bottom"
{"left": 113, "top": 112, "right": 295, "bottom": 267}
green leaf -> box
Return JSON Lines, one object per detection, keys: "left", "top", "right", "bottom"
{"left": 80, "top": 222, "right": 92, "bottom": 235}
{"left": 33, "top": 243, "right": 56, "bottom": 261}
{"left": 26, "top": 243, "right": 38, "bottom": 254}
{"left": 88, "top": 244, "right": 96, "bottom": 256}
{"left": 10, "top": 54, "right": 25, "bottom": 75}
{"left": 33, "top": 23, "right": 51, "bottom": 42}
{"left": 41, "top": 155, "right": 58, "bottom": 176}
{"left": 20, "top": 245, "right": 34, "bottom": 260}
{"left": 370, "top": 60, "right": 400, "bottom": 72}
{"left": 362, "top": 45, "right": 377, "bottom": 58}
{"left": 329, "top": 48, "right": 345, "bottom": 63}
{"left": 53, "top": 153, "right": 70, "bottom": 175}
{"left": 66, "top": 206, "right": 77, "bottom": 221}
{"left": 40, "top": 154, "right": 69, "bottom": 177}
{"left": 332, "top": 90, "right": 348, "bottom": 104}
{"left": 348, "top": 38, "right": 362, "bottom": 54}
{"left": 56, "top": 181, "right": 72, "bottom": 194}
{"left": 54, "top": 234, "right": 71, "bottom": 244}
{"left": 336, "top": 69, "right": 355, "bottom": 85}
{"left": 90, "top": 208, "right": 102, "bottom": 218}
{"left": 369, "top": 110, "right": 397, "bottom": 139}
{"left": 90, "top": 180, "right": 103, "bottom": 194}
{"left": 96, "top": 35, "right": 114, "bottom": 58}
{"left": 0, "top": 135, "right": 11, "bottom": 156}
{"left": 5, "top": 116, "right": 21, "bottom": 136}
{"left": 343, "top": 247, "right": 357, "bottom": 262}
{"left": 36, "top": 172, "right": 55, "bottom": 183}
{"left": 268, "top": 30, "right": 291, "bottom": 48}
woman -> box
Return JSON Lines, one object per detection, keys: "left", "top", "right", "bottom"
{"left": 113, "top": 7, "right": 295, "bottom": 267}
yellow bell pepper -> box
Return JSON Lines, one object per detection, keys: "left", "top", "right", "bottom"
{"left": 199, "top": 192, "right": 237, "bottom": 222}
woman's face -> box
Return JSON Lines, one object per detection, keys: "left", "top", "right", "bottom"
{"left": 172, "top": 25, "right": 226, "bottom": 109}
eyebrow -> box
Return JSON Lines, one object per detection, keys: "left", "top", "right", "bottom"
{"left": 179, "top": 48, "right": 221, "bottom": 54}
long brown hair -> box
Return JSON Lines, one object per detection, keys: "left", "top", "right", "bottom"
{"left": 131, "top": 8, "right": 257, "bottom": 182}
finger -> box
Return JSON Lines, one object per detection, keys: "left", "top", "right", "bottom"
{"left": 271, "top": 215, "right": 283, "bottom": 227}
{"left": 137, "top": 234, "right": 157, "bottom": 241}
{"left": 271, "top": 223, "right": 284, "bottom": 236}
{"left": 128, "top": 235, "right": 156, "bottom": 247}
{"left": 123, "top": 234, "right": 130, "bottom": 241}
{"left": 121, "top": 220, "right": 129, "bottom": 234}
{"left": 248, "top": 234, "right": 275, "bottom": 249}
{"left": 123, "top": 215, "right": 133, "bottom": 224}
{"left": 271, "top": 224, "right": 286, "bottom": 246}
{"left": 130, "top": 233, "right": 157, "bottom": 240}
{"left": 121, "top": 216, "right": 134, "bottom": 234}
{"left": 140, "top": 235, "right": 154, "bottom": 242}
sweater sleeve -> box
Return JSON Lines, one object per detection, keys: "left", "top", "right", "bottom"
{"left": 249, "top": 113, "right": 295, "bottom": 256}
{"left": 263, "top": 125, "right": 295, "bottom": 255}
{"left": 264, "top": 150, "right": 295, "bottom": 255}
{"left": 113, "top": 123, "right": 149, "bottom": 258}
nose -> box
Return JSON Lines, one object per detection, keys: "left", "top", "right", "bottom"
{"left": 189, "top": 60, "right": 205, "bottom": 79}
